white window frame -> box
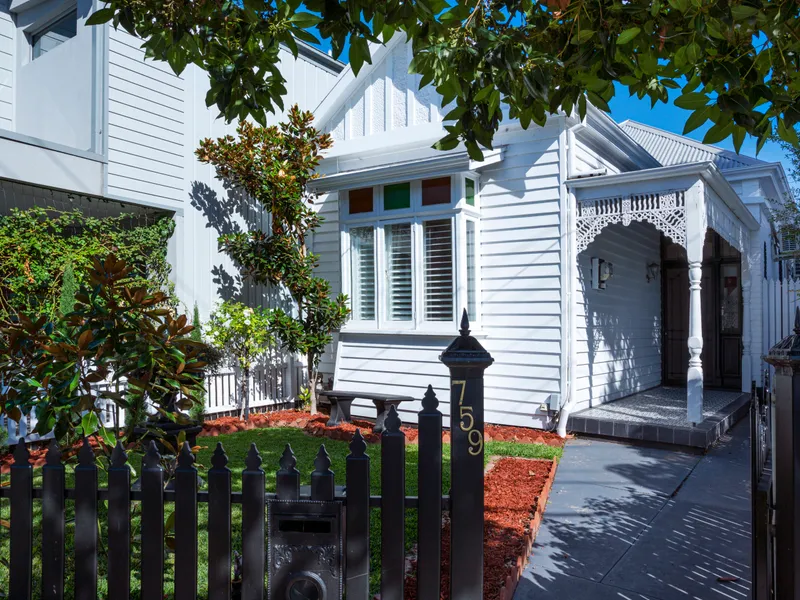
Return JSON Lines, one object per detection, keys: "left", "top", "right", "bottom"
{"left": 342, "top": 223, "right": 378, "bottom": 329}
{"left": 340, "top": 173, "right": 481, "bottom": 333}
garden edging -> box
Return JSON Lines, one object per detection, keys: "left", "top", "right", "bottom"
{"left": 497, "top": 458, "right": 559, "bottom": 600}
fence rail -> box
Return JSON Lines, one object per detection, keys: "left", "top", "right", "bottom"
{"left": 0, "top": 318, "right": 491, "bottom": 600}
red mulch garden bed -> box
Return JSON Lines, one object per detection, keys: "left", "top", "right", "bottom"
{"left": 405, "top": 457, "right": 558, "bottom": 600}
{"left": 199, "top": 410, "right": 565, "bottom": 448}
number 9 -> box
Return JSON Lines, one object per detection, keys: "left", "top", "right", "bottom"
{"left": 468, "top": 430, "right": 483, "bottom": 456}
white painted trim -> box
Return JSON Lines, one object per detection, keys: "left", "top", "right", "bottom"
{"left": 314, "top": 34, "right": 406, "bottom": 130}
{"left": 567, "top": 161, "right": 760, "bottom": 231}
{"left": 313, "top": 147, "right": 504, "bottom": 192}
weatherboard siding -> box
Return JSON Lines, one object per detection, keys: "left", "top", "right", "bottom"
{"left": 177, "top": 48, "right": 340, "bottom": 321}
{"left": 574, "top": 220, "right": 662, "bottom": 410}
{"left": 330, "top": 124, "right": 565, "bottom": 428}
{"left": 327, "top": 41, "right": 439, "bottom": 143}
{"left": 0, "top": 1, "right": 13, "bottom": 129}
{"left": 106, "top": 27, "right": 185, "bottom": 206}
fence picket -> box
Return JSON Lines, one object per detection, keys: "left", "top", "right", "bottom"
{"left": 141, "top": 441, "right": 165, "bottom": 599}
{"left": 175, "top": 442, "right": 199, "bottom": 600}
{"left": 208, "top": 443, "right": 232, "bottom": 600}
{"left": 242, "top": 444, "right": 265, "bottom": 600}
{"left": 276, "top": 444, "right": 300, "bottom": 500}
{"left": 346, "top": 430, "right": 370, "bottom": 600}
{"left": 41, "top": 441, "right": 65, "bottom": 600}
{"left": 75, "top": 439, "right": 98, "bottom": 600}
{"left": 10, "top": 440, "right": 33, "bottom": 600}
{"left": 381, "top": 406, "right": 406, "bottom": 600}
{"left": 108, "top": 443, "right": 131, "bottom": 600}
{"left": 311, "top": 445, "right": 335, "bottom": 501}
{"left": 417, "top": 386, "right": 442, "bottom": 600}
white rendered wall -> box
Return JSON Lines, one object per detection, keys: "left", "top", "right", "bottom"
{"left": 574, "top": 221, "right": 663, "bottom": 409}
{"left": 13, "top": 0, "right": 96, "bottom": 149}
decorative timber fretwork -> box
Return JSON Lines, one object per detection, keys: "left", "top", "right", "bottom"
{"left": 575, "top": 191, "right": 687, "bottom": 253}
{"left": 705, "top": 188, "right": 749, "bottom": 254}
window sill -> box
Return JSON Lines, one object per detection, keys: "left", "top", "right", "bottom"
{"left": 339, "top": 328, "right": 488, "bottom": 338}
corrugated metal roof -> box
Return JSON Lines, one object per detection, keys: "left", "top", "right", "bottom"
{"left": 619, "top": 120, "right": 767, "bottom": 170}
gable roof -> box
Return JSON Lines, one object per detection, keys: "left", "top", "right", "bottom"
{"left": 619, "top": 120, "right": 767, "bottom": 171}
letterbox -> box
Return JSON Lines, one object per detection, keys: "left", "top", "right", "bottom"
{"left": 268, "top": 500, "right": 343, "bottom": 600}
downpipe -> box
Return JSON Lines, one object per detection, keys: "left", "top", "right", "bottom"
{"left": 554, "top": 121, "right": 582, "bottom": 438}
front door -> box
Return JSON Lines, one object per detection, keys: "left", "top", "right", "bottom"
{"left": 662, "top": 231, "right": 742, "bottom": 389}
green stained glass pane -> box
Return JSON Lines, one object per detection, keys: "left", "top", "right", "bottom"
{"left": 465, "top": 179, "right": 476, "bottom": 206}
{"left": 384, "top": 183, "right": 411, "bottom": 211}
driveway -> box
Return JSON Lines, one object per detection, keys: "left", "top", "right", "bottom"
{"left": 514, "top": 420, "right": 751, "bottom": 600}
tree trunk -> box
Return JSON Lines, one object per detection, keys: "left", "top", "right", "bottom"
{"left": 307, "top": 358, "right": 317, "bottom": 415}
{"left": 240, "top": 367, "right": 250, "bottom": 421}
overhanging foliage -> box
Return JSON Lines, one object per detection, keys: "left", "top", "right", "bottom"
{"left": 87, "top": 0, "right": 800, "bottom": 159}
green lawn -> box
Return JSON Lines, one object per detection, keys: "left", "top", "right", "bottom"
{"left": 0, "top": 427, "right": 562, "bottom": 599}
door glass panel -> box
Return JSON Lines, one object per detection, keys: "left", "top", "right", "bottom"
{"left": 720, "top": 263, "right": 740, "bottom": 334}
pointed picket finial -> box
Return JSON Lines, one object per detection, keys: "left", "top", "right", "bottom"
{"left": 278, "top": 444, "right": 298, "bottom": 473}
{"left": 460, "top": 309, "right": 471, "bottom": 336}
{"left": 794, "top": 306, "right": 800, "bottom": 334}
{"left": 78, "top": 437, "right": 95, "bottom": 466}
{"left": 211, "top": 442, "right": 228, "bottom": 470}
{"left": 421, "top": 384, "right": 439, "bottom": 413}
{"left": 384, "top": 404, "right": 402, "bottom": 433}
{"left": 349, "top": 429, "right": 367, "bottom": 457}
{"left": 178, "top": 441, "right": 195, "bottom": 469}
{"left": 143, "top": 440, "right": 161, "bottom": 469}
{"left": 13, "top": 439, "right": 30, "bottom": 465}
{"left": 111, "top": 441, "right": 128, "bottom": 468}
{"left": 314, "top": 445, "right": 333, "bottom": 475}
{"left": 45, "top": 439, "right": 62, "bottom": 466}
{"left": 245, "top": 443, "right": 262, "bottom": 471}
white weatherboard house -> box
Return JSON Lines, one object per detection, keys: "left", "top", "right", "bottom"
{"left": 309, "top": 35, "right": 793, "bottom": 440}
{"left": 0, "top": 0, "right": 795, "bottom": 441}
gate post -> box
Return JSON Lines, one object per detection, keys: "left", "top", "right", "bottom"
{"left": 440, "top": 310, "right": 494, "bottom": 600}
{"left": 764, "top": 306, "right": 800, "bottom": 599}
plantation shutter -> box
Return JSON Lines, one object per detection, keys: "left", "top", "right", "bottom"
{"left": 350, "top": 227, "right": 376, "bottom": 320}
{"left": 423, "top": 219, "right": 454, "bottom": 322}
{"left": 384, "top": 223, "right": 413, "bottom": 321}
{"left": 466, "top": 220, "right": 477, "bottom": 320}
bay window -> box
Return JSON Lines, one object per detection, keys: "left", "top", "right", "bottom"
{"left": 342, "top": 174, "right": 480, "bottom": 332}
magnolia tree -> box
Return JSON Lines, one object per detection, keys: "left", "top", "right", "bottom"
{"left": 88, "top": 0, "right": 800, "bottom": 158}
{"left": 205, "top": 301, "right": 273, "bottom": 420}
{"left": 0, "top": 254, "right": 207, "bottom": 448}
{"left": 197, "top": 107, "right": 349, "bottom": 414}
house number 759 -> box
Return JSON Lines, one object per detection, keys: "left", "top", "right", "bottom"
{"left": 452, "top": 380, "right": 484, "bottom": 456}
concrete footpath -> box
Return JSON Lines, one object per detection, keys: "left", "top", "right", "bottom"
{"left": 514, "top": 420, "right": 751, "bottom": 600}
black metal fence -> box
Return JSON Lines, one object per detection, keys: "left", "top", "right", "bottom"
{"left": 751, "top": 375, "right": 773, "bottom": 600}
{"left": 0, "top": 315, "right": 493, "bottom": 600}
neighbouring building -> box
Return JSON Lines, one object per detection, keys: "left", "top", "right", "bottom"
{"left": 0, "top": 0, "right": 342, "bottom": 428}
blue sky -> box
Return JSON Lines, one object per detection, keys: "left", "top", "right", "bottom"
{"left": 608, "top": 85, "right": 792, "bottom": 177}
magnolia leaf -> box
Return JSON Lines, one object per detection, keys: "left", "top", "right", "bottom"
{"left": 617, "top": 27, "right": 641, "bottom": 45}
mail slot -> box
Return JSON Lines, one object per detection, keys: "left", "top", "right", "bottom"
{"left": 268, "top": 500, "right": 343, "bottom": 600}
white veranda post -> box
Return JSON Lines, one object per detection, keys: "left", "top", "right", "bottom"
{"left": 685, "top": 183, "right": 707, "bottom": 425}
{"left": 741, "top": 251, "right": 752, "bottom": 393}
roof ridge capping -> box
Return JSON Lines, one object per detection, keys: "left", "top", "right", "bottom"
{"left": 619, "top": 120, "right": 765, "bottom": 169}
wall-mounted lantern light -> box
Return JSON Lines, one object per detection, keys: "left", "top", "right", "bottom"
{"left": 646, "top": 262, "right": 660, "bottom": 283}
{"left": 591, "top": 257, "right": 614, "bottom": 290}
